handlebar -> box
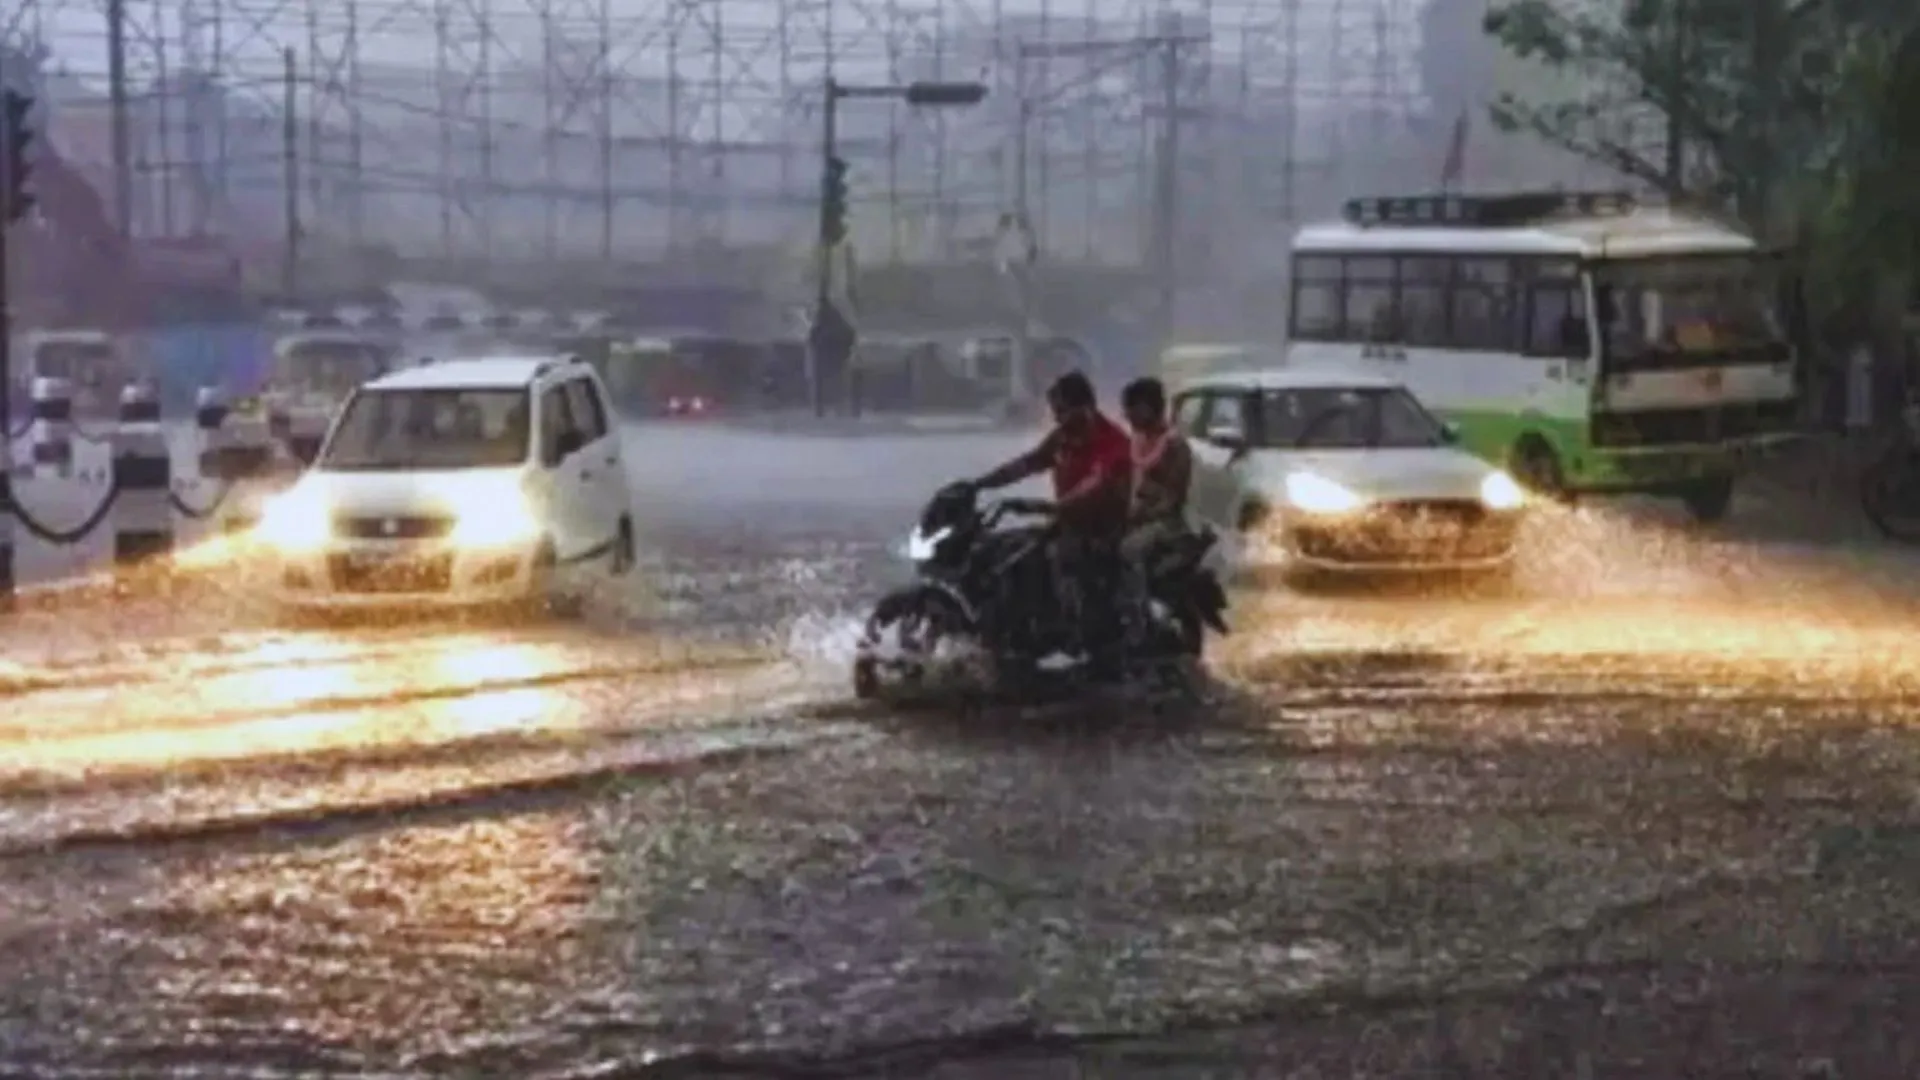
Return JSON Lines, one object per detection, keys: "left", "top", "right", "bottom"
{"left": 982, "top": 498, "right": 1055, "bottom": 528}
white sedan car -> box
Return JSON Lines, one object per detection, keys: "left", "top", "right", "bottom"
{"left": 1176, "top": 369, "right": 1528, "bottom": 573}
{"left": 252, "top": 355, "right": 637, "bottom": 610}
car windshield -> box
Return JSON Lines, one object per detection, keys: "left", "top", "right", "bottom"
{"left": 320, "top": 387, "right": 529, "bottom": 470}
{"left": 1257, "top": 386, "right": 1448, "bottom": 449}
{"left": 1594, "top": 255, "right": 1783, "bottom": 365}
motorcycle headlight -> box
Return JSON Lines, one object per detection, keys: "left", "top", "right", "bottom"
{"left": 906, "top": 524, "right": 953, "bottom": 561}
{"left": 1479, "top": 470, "right": 1526, "bottom": 510}
{"left": 1283, "top": 471, "right": 1366, "bottom": 515}
{"left": 255, "top": 487, "right": 330, "bottom": 551}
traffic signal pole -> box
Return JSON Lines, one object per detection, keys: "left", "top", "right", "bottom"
{"left": 808, "top": 77, "right": 985, "bottom": 419}
{"left": 811, "top": 77, "right": 840, "bottom": 418}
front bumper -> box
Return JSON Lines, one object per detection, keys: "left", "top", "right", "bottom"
{"left": 1278, "top": 499, "right": 1521, "bottom": 572}
{"left": 267, "top": 539, "right": 541, "bottom": 608}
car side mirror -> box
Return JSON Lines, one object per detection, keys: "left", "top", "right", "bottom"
{"left": 1207, "top": 428, "right": 1249, "bottom": 460}
{"left": 1440, "top": 422, "right": 1461, "bottom": 444}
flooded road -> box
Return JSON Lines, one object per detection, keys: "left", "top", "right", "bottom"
{"left": 5, "top": 424, "right": 1920, "bottom": 1075}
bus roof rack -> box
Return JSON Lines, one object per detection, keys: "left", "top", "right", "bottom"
{"left": 1341, "top": 191, "right": 1637, "bottom": 228}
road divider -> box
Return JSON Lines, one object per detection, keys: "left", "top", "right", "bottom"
{"left": 0, "top": 380, "right": 278, "bottom": 609}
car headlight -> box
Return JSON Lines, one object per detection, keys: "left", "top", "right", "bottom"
{"left": 1479, "top": 470, "right": 1526, "bottom": 510}
{"left": 448, "top": 489, "right": 543, "bottom": 548}
{"left": 254, "top": 488, "right": 330, "bottom": 551}
{"left": 1283, "top": 471, "right": 1366, "bottom": 515}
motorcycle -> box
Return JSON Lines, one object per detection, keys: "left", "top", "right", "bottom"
{"left": 851, "top": 481, "right": 1230, "bottom": 699}
{"left": 1862, "top": 403, "right": 1920, "bottom": 543}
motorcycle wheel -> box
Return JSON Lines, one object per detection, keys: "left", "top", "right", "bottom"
{"left": 853, "top": 586, "right": 971, "bottom": 699}
{"left": 1861, "top": 448, "right": 1920, "bottom": 544}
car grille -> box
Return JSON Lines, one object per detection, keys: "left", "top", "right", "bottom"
{"left": 333, "top": 514, "right": 455, "bottom": 540}
{"left": 1294, "top": 500, "right": 1513, "bottom": 564}
{"left": 328, "top": 552, "right": 455, "bottom": 593}
{"left": 1591, "top": 399, "right": 1799, "bottom": 448}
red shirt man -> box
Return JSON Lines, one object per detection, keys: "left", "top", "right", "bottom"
{"left": 970, "top": 372, "right": 1132, "bottom": 535}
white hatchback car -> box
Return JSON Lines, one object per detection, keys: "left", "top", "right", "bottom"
{"left": 1175, "top": 369, "right": 1529, "bottom": 572}
{"left": 253, "top": 355, "right": 636, "bottom": 609}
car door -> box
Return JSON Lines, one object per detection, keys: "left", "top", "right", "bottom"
{"left": 534, "top": 381, "right": 593, "bottom": 561}
{"left": 1200, "top": 390, "right": 1256, "bottom": 528}
{"left": 563, "top": 373, "right": 625, "bottom": 547}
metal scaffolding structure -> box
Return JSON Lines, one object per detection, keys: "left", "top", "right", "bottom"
{"left": 11, "top": 0, "right": 1427, "bottom": 281}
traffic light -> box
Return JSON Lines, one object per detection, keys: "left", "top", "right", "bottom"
{"left": 820, "top": 155, "right": 849, "bottom": 246}
{"left": 2, "top": 89, "right": 33, "bottom": 223}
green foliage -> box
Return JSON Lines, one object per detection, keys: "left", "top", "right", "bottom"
{"left": 1483, "top": 0, "right": 1920, "bottom": 327}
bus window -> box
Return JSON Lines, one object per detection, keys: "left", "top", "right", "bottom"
{"left": 1526, "top": 281, "right": 1590, "bottom": 358}
{"left": 1398, "top": 256, "right": 1451, "bottom": 347}
{"left": 1343, "top": 257, "right": 1396, "bottom": 343}
{"left": 1289, "top": 256, "right": 1342, "bottom": 340}
{"left": 1451, "top": 258, "right": 1516, "bottom": 351}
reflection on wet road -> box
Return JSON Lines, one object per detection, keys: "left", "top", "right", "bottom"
{"left": 6, "top": 424, "right": 1920, "bottom": 1073}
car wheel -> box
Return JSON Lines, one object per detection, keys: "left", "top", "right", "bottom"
{"left": 1678, "top": 475, "right": 1735, "bottom": 524}
{"left": 609, "top": 516, "right": 636, "bottom": 576}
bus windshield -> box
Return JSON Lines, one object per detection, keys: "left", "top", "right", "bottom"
{"left": 1593, "top": 255, "right": 1783, "bottom": 368}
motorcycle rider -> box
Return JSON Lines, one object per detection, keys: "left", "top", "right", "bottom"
{"left": 965, "top": 370, "right": 1132, "bottom": 670}
{"left": 1119, "top": 376, "right": 1193, "bottom": 619}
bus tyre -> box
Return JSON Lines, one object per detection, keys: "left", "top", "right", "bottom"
{"left": 1509, "top": 439, "right": 1572, "bottom": 504}
{"left": 1679, "top": 475, "right": 1735, "bottom": 524}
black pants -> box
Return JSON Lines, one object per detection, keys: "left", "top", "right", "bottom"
{"left": 1047, "top": 530, "right": 1121, "bottom": 658}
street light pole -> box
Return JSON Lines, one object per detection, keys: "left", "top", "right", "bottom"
{"left": 807, "top": 77, "right": 985, "bottom": 418}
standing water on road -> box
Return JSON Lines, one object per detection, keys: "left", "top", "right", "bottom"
{"left": 5, "top": 425, "right": 1920, "bottom": 1075}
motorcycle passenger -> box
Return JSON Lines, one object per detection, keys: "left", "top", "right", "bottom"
{"left": 1119, "top": 376, "right": 1193, "bottom": 619}
{"left": 966, "top": 371, "right": 1132, "bottom": 668}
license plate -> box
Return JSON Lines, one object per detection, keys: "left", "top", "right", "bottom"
{"left": 344, "top": 551, "right": 398, "bottom": 571}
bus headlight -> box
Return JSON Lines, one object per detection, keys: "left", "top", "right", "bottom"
{"left": 1480, "top": 470, "right": 1526, "bottom": 510}
{"left": 1284, "top": 471, "right": 1366, "bottom": 515}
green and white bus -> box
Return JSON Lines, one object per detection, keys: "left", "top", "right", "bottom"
{"left": 1285, "top": 191, "right": 1803, "bottom": 522}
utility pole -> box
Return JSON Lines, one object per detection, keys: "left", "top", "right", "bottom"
{"left": 1664, "top": 0, "right": 1687, "bottom": 190}
{"left": 1014, "top": 34, "right": 1206, "bottom": 369}
{"left": 282, "top": 47, "right": 300, "bottom": 298}
{"left": 107, "top": 0, "right": 133, "bottom": 239}
{"left": 1154, "top": 38, "right": 1180, "bottom": 360}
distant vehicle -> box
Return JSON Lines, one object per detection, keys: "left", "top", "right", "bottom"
{"left": 253, "top": 354, "right": 636, "bottom": 613}
{"left": 21, "top": 329, "right": 143, "bottom": 419}
{"left": 596, "top": 334, "right": 761, "bottom": 417}
{"left": 1177, "top": 367, "right": 1528, "bottom": 576}
{"left": 1286, "top": 191, "right": 1804, "bottom": 523}
{"left": 262, "top": 331, "right": 397, "bottom": 463}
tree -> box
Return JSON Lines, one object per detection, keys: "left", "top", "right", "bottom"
{"left": 1479, "top": 0, "right": 1862, "bottom": 230}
